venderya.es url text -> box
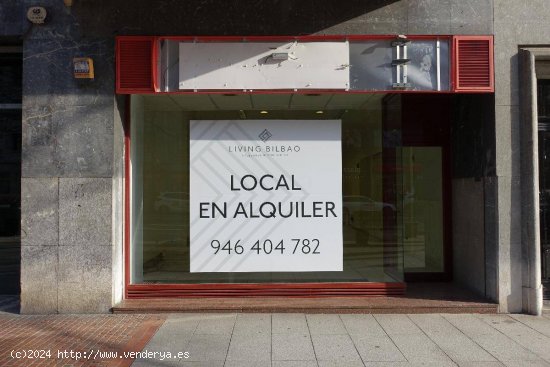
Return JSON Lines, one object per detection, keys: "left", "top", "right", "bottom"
{"left": 11, "top": 349, "right": 190, "bottom": 361}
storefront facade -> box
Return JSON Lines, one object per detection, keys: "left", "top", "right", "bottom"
{"left": 0, "top": 0, "right": 546, "bottom": 314}
{"left": 119, "top": 34, "right": 489, "bottom": 298}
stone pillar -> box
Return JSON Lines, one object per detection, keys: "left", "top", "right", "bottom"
{"left": 493, "top": 1, "right": 550, "bottom": 313}
{"left": 19, "top": 0, "right": 121, "bottom": 313}
{"left": 519, "top": 48, "right": 543, "bottom": 315}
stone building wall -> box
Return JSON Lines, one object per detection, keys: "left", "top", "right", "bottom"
{"left": 0, "top": 0, "right": 503, "bottom": 313}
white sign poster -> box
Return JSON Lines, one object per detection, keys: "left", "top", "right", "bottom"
{"left": 179, "top": 42, "right": 350, "bottom": 90}
{"left": 189, "top": 120, "right": 342, "bottom": 272}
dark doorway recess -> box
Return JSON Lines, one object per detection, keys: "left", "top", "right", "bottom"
{"left": 0, "top": 48, "right": 22, "bottom": 295}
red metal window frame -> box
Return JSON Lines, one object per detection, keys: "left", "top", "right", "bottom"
{"left": 122, "top": 94, "right": 406, "bottom": 298}
{"left": 120, "top": 34, "right": 493, "bottom": 299}
{"left": 117, "top": 34, "right": 462, "bottom": 96}
{"left": 116, "top": 34, "right": 496, "bottom": 95}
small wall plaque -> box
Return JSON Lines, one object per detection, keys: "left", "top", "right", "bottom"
{"left": 73, "top": 57, "right": 94, "bottom": 79}
{"left": 27, "top": 7, "right": 47, "bottom": 24}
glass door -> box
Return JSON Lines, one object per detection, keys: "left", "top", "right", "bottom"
{"left": 538, "top": 80, "right": 550, "bottom": 299}
{"left": 539, "top": 129, "right": 550, "bottom": 299}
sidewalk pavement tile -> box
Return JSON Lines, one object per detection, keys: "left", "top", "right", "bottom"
{"left": 318, "top": 361, "right": 365, "bottom": 367}
{"left": 407, "top": 314, "right": 456, "bottom": 332}
{"left": 232, "top": 313, "right": 271, "bottom": 336}
{"left": 442, "top": 314, "right": 501, "bottom": 336}
{"left": 444, "top": 314, "right": 544, "bottom": 362}
{"left": 181, "top": 361, "right": 225, "bottom": 366}
{"left": 477, "top": 314, "right": 550, "bottom": 361}
{"left": 306, "top": 314, "right": 347, "bottom": 335}
{"left": 340, "top": 314, "right": 387, "bottom": 337}
{"left": 374, "top": 314, "right": 422, "bottom": 335}
{"left": 409, "top": 314, "right": 496, "bottom": 362}
{"left": 501, "top": 361, "right": 550, "bottom": 367}
{"left": 407, "top": 363, "right": 459, "bottom": 367}
{"left": 272, "top": 333, "right": 316, "bottom": 361}
{"left": 311, "top": 334, "right": 362, "bottom": 362}
{"left": 139, "top": 315, "right": 198, "bottom": 353}
{"left": 510, "top": 314, "right": 550, "bottom": 338}
{"left": 193, "top": 314, "right": 236, "bottom": 335}
{"left": 350, "top": 334, "right": 407, "bottom": 362}
{"left": 137, "top": 332, "right": 191, "bottom": 355}
{"left": 0, "top": 314, "right": 165, "bottom": 367}
{"left": 272, "top": 313, "right": 309, "bottom": 334}
{"left": 503, "top": 361, "right": 550, "bottom": 367}
{"left": 224, "top": 361, "right": 272, "bottom": 367}
{"left": 389, "top": 332, "right": 454, "bottom": 363}
{"left": 185, "top": 333, "right": 231, "bottom": 361}
{"left": 132, "top": 358, "right": 184, "bottom": 367}
{"left": 163, "top": 313, "right": 204, "bottom": 320}
{"left": 226, "top": 331, "right": 271, "bottom": 361}
{"left": 272, "top": 361, "right": 317, "bottom": 367}
{"left": 363, "top": 363, "right": 457, "bottom": 367}
{"left": 6, "top": 313, "right": 550, "bottom": 367}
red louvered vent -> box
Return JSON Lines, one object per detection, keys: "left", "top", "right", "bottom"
{"left": 116, "top": 37, "right": 154, "bottom": 93}
{"left": 453, "top": 36, "right": 494, "bottom": 92}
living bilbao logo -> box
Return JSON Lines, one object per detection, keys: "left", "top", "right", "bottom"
{"left": 227, "top": 128, "right": 301, "bottom": 155}
{"left": 258, "top": 128, "right": 272, "bottom": 142}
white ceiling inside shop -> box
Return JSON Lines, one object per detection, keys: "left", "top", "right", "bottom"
{"left": 142, "top": 93, "right": 386, "bottom": 111}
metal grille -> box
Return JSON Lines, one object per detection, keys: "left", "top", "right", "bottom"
{"left": 454, "top": 37, "right": 494, "bottom": 92}
{"left": 117, "top": 38, "right": 153, "bottom": 93}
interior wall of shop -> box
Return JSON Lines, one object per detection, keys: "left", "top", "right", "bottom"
{"left": 0, "top": 0, "right": 498, "bottom": 313}
{"left": 451, "top": 94, "right": 496, "bottom": 297}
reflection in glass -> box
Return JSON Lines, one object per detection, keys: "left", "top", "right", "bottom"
{"left": 402, "top": 147, "right": 444, "bottom": 273}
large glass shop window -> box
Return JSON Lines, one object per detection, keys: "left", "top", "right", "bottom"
{"left": 130, "top": 94, "right": 411, "bottom": 284}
